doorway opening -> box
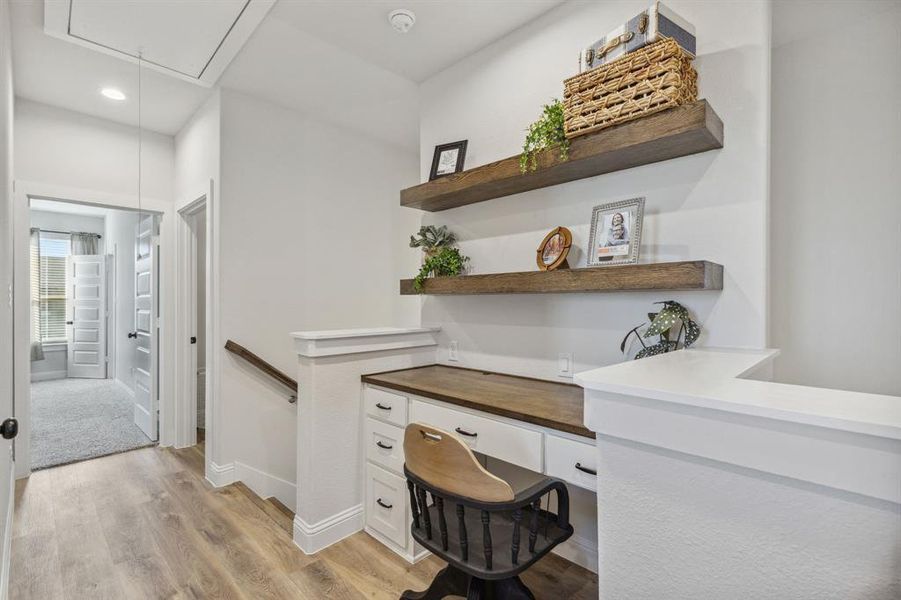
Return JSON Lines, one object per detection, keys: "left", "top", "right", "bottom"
{"left": 27, "top": 198, "right": 160, "bottom": 470}
{"left": 175, "top": 189, "right": 213, "bottom": 471}
{"left": 189, "top": 206, "right": 207, "bottom": 451}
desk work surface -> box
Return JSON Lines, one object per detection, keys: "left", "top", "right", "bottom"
{"left": 362, "top": 365, "right": 593, "bottom": 439}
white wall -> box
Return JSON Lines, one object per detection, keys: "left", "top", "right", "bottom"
{"left": 214, "top": 89, "right": 419, "bottom": 492}
{"left": 770, "top": 0, "right": 901, "bottom": 396}
{"left": 417, "top": 0, "right": 771, "bottom": 380}
{"left": 597, "top": 432, "right": 901, "bottom": 600}
{"left": 174, "top": 91, "right": 220, "bottom": 204}
{"left": 14, "top": 99, "right": 173, "bottom": 201}
{"left": 104, "top": 208, "right": 139, "bottom": 392}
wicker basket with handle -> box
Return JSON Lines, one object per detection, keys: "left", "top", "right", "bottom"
{"left": 563, "top": 37, "right": 697, "bottom": 140}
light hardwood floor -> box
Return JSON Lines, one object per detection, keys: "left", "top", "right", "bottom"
{"left": 9, "top": 443, "right": 598, "bottom": 599}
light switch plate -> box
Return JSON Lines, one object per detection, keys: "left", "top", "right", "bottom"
{"left": 448, "top": 341, "right": 459, "bottom": 362}
{"left": 558, "top": 352, "right": 573, "bottom": 377}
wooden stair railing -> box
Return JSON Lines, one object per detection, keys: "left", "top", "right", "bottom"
{"left": 224, "top": 339, "right": 297, "bottom": 403}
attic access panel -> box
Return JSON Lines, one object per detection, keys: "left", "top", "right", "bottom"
{"left": 44, "top": 0, "right": 275, "bottom": 86}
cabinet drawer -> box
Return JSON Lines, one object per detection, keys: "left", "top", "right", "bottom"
{"left": 545, "top": 434, "right": 598, "bottom": 492}
{"left": 365, "top": 417, "right": 406, "bottom": 475}
{"left": 365, "top": 464, "right": 408, "bottom": 549}
{"left": 410, "top": 400, "right": 542, "bottom": 472}
{"left": 364, "top": 386, "right": 408, "bottom": 427}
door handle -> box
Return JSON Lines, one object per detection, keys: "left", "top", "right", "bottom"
{"left": 454, "top": 427, "right": 477, "bottom": 437}
{"left": 0, "top": 418, "right": 18, "bottom": 440}
{"left": 376, "top": 498, "right": 393, "bottom": 510}
{"left": 65, "top": 321, "right": 73, "bottom": 325}
{"left": 127, "top": 332, "right": 138, "bottom": 339}
{"left": 375, "top": 441, "right": 393, "bottom": 450}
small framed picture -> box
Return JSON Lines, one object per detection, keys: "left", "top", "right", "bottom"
{"left": 536, "top": 226, "right": 572, "bottom": 271}
{"left": 587, "top": 198, "right": 645, "bottom": 266}
{"left": 429, "top": 140, "right": 468, "bottom": 180}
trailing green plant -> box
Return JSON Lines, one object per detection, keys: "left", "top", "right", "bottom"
{"left": 409, "top": 225, "right": 456, "bottom": 257}
{"left": 412, "top": 247, "right": 469, "bottom": 293}
{"left": 520, "top": 99, "right": 570, "bottom": 174}
{"left": 620, "top": 300, "right": 702, "bottom": 360}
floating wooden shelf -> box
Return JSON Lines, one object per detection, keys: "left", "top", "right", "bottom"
{"left": 400, "top": 261, "right": 723, "bottom": 295}
{"left": 401, "top": 100, "right": 723, "bottom": 212}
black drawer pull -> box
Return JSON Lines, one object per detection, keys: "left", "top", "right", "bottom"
{"left": 575, "top": 462, "right": 597, "bottom": 476}
{"left": 375, "top": 403, "right": 392, "bottom": 411}
{"left": 376, "top": 498, "right": 393, "bottom": 509}
{"left": 454, "top": 427, "right": 477, "bottom": 438}
{"left": 376, "top": 441, "right": 393, "bottom": 450}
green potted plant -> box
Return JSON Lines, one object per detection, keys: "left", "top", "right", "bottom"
{"left": 409, "top": 226, "right": 469, "bottom": 292}
{"left": 409, "top": 225, "right": 456, "bottom": 259}
{"left": 520, "top": 99, "right": 570, "bottom": 174}
{"left": 620, "top": 300, "right": 701, "bottom": 359}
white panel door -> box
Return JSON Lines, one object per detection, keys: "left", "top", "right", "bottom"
{"left": 134, "top": 215, "right": 158, "bottom": 440}
{"left": 66, "top": 255, "right": 107, "bottom": 379}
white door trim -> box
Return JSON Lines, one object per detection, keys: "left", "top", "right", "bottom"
{"left": 174, "top": 180, "right": 219, "bottom": 483}
{"left": 13, "top": 180, "right": 176, "bottom": 478}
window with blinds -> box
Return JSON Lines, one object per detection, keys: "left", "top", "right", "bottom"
{"left": 35, "top": 232, "right": 70, "bottom": 343}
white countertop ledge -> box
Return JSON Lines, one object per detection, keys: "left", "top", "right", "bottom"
{"left": 291, "top": 327, "right": 440, "bottom": 358}
{"left": 575, "top": 348, "right": 901, "bottom": 440}
{"left": 291, "top": 327, "right": 439, "bottom": 340}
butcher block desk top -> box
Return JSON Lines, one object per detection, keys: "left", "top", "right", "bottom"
{"left": 361, "top": 365, "right": 593, "bottom": 439}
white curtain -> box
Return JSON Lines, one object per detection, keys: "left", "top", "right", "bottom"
{"left": 29, "top": 228, "right": 44, "bottom": 361}
{"left": 70, "top": 232, "right": 99, "bottom": 255}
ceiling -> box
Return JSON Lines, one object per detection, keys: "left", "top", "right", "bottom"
{"left": 66, "top": 0, "right": 247, "bottom": 78}
{"left": 11, "top": 0, "right": 214, "bottom": 134}
{"left": 11, "top": 0, "right": 565, "bottom": 141}
{"left": 268, "top": 0, "right": 565, "bottom": 82}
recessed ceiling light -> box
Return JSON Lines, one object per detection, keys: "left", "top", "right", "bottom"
{"left": 388, "top": 9, "right": 415, "bottom": 33}
{"left": 100, "top": 87, "right": 126, "bottom": 101}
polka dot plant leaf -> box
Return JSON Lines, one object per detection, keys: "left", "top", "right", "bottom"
{"left": 622, "top": 300, "right": 702, "bottom": 360}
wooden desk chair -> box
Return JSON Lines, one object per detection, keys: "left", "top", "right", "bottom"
{"left": 401, "top": 423, "right": 573, "bottom": 600}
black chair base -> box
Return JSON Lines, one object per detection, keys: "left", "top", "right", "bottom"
{"left": 401, "top": 565, "right": 535, "bottom": 600}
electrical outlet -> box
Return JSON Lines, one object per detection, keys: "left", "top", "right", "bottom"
{"left": 557, "top": 352, "right": 573, "bottom": 378}
{"left": 448, "top": 341, "right": 459, "bottom": 362}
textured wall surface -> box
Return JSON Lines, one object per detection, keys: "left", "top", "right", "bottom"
{"left": 596, "top": 435, "right": 901, "bottom": 599}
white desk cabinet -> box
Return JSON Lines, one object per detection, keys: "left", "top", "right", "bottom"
{"left": 361, "top": 380, "right": 596, "bottom": 564}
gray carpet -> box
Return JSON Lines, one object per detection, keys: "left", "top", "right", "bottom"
{"left": 31, "top": 378, "right": 155, "bottom": 470}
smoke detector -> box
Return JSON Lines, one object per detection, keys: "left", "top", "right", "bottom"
{"left": 388, "top": 9, "right": 416, "bottom": 33}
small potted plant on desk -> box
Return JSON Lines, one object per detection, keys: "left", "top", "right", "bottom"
{"left": 409, "top": 225, "right": 469, "bottom": 293}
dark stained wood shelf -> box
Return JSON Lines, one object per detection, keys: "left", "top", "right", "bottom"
{"left": 401, "top": 100, "right": 724, "bottom": 212}
{"left": 400, "top": 260, "right": 723, "bottom": 295}
{"left": 362, "top": 365, "right": 592, "bottom": 438}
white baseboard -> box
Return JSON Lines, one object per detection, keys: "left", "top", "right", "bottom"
{"left": 553, "top": 531, "right": 598, "bottom": 574}
{"left": 114, "top": 378, "right": 135, "bottom": 398}
{"left": 206, "top": 461, "right": 235, "bottom": 488}
{"left": 234, "top": 461, "right": 296, "bottom": 512}
{"left": 293, "top": 504, "right": 364, "bottom": 555}
{"left": 0, "top": 464, "right": 13, "bottom": 600}
{"left": 30, "top": 370, "right": 66, "bottom": 382}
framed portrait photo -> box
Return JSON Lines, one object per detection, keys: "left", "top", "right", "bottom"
{"left": 536, "top": 226, "right": 572, "bottom": 271}
{"left": 587, "top": 198, "right": 645, "bottom": 267}
{"left": 429, "top": 140, "right": 468, "bottom": 180}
